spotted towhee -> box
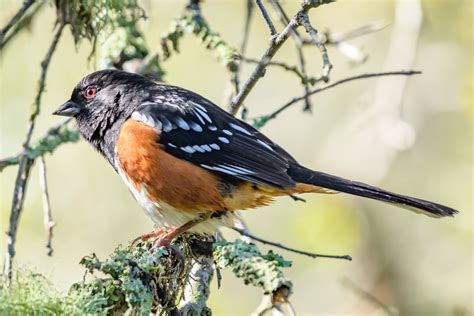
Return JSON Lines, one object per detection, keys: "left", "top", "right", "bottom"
{"left": 53, "top": 70, "right": 458, "bottom": 248}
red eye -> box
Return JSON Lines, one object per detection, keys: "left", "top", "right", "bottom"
{"left": 83, "top": 86, "right": 97, "bottom": 98}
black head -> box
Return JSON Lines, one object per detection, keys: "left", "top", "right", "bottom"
{"left": 54, "top": 69, "right": 155, "bottom": 163}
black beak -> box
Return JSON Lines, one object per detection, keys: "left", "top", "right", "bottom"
{"left": 53, "top": 100, "right": 81, "bottom": 117}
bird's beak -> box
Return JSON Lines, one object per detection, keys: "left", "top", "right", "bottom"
{"left": 53, "top": 100, "right": 81, "bottom": 117}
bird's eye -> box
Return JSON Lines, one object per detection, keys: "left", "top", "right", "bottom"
{"left": 83, "top": 86, "right": 97, "bottom": 99}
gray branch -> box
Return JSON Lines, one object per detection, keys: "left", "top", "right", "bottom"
{"left": 3, "top": 23, "right": 65, "bottom": 283}
{"left": 252, "top": 70, "right": 421, "bottom": 128}
{"left": 228, "top": 0, "right": 334, "bottom": 115}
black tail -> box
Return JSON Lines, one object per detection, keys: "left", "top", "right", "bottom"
{"left": 288, "top": 165, "right": 458, "bottom": 218}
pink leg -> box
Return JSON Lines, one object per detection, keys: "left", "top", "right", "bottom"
{"left": 151, "top": 213, "right": 211, "bottom": 250}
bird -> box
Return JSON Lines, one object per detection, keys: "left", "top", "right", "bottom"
{"left": 53, "top": 69, "right": 458, "bottom": 249}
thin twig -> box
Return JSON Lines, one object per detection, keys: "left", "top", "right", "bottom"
{"left": 342, "top": 278, "right": 398, "bottom": 316}
{"left": 233, "top": 227, "right": 352, "bottom": 261}
{"left": 256, "top": 0, "right": 278, "bottom": 36}
{"left": 3, "top": 23, "right": 65, "bottom": 283}
{"left": 239, "top": 56, "right": 314, "bottom": 84}
{"left": 297, "top": 11, "right": 332, "bottom": 82}
{"left": 228, "top": 0, "right": 334, "bottom": 115}
{"left": 223, "top": 0, "right": 254, "bottom": 107}
{"left": 38, "top": 156, "right": 55, "bottom": 257}
{"left": 0, "top": 0, "right": 44, "bottom": 51}
{"left": 253, "top": 70, "right": 421, "bottom": 127}
{"left": 314, "top": 20, "right": 389, "bottom": 45}
{"left": 269, "top": 0, "right": 313, "bottom": 110}
{"left": 0, "top": 0, "right": 34, "bottom": 43}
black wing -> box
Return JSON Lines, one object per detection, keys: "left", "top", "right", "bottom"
{"left": 130, "top": 85, "right": 297, "bottom": 188}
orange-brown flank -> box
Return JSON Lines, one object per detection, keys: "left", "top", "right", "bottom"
{"left": 116, "top": 119, "right": 225, "bottom": 213}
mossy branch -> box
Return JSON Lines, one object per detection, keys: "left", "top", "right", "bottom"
{"left": 0, "top": 122, "right": 80, "bottom": 173}
{"left": 1, "top": 238, "right": 293, "bottom": 315}
{"left": 160, "top": 2, "right": 239, "bottom": 74}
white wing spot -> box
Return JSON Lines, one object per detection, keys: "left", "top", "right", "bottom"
{"left": 190, "top": 101, "right": 208, "bottom": 113}
{"left": 208, "top": 126, "right": 218, "bottom": 131}
{"left": 174, "top": 116, "right": 190, "bottom": 130}
{"left": 201, "top": 144, "right": 212, "bottom": 152}
{"left": 209, "top": 143, "right": 220, "bottom": 150}
{"left": 223, "top": 129, "right": 233, "bottom": 136}
{"left": 160, "top": 116, "right": 173, "bottom": 132}
{"left": 222, "top": 164, "right": 254, "bottom": 174}
{"left": 218, "top": 137, "right": 230, "bottom": 144}
{"left": 168, "top": 143, "right": 177, "bottom": 148}
{"left": 181, "top": 146, "right": 195, "bottom": 154}
{"left": 200, "top": 164, "right": 238, "bottom": 176}
{"left": 195, "top": 108, "right": 212, "bottom": 123}
{"left": 229, "top": 123, "right": 252, "bottom": 136}
{"left": 257, "top": 139, "right": 273, "bottom": 151}
{"left": 192, "top": 145, "right": 206, "bottom": 153}
{"left": 190, "top": 122, "right": 203, "bottom": 132}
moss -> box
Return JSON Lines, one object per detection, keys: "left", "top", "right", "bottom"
{"left": 214, "top": 239, "right": 292, "bottom": 295}
{"left": 1, "top": 238, "right": 292, "bottom": 315}
{"left": 161, "top": 3, "right": 239, "bottom": 74}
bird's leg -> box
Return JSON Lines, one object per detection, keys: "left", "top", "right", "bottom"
{"left": 131, "top": 227, "right": 170, "bottom": 246}
{"left": 151, "top": 213, "right": 211, "bottom": 250}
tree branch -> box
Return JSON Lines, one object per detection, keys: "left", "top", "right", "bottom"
{"left": 233, "top": 227, "right": 352, "bottom": 261}
{"left": 0, "top": 119, "right": 79, "bottom": 173}
{"left": 228, "top": 0, "right": 334, "bottom": 115}
{"left": 0, "top": 0, "right": 45, "bottom": 51}
{"left": 297, "top": 11, "right": 332, "bottom": 82}
{"left": 0, "top": 0, "right": 34, "bottom": 43}
{"left": 38, "top": 156, "right": 55, "bottom": 257}
{"left": 256, "top": 0, "right": 278, "bottom": 36}
{"left": 3, "top": 23, "right": 65, "bottom": 283}
{"left": 252, "top": 70, "right": 421, "bottom": 128}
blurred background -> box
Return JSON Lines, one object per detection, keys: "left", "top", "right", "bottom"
{"left": 0, "top": 0, "right": 472, "bottom": 315}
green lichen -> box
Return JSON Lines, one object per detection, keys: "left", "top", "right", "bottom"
{"left": 1, "top": 238, "right": 293, "bottom": 315}
{"left": 27, "top": 124, "right": 80, "bottom": 159}
{"left": 55, "top": 0, "right": 146, "bottom": 56}
{"left": 214, "top": 239, "right": 293, "bottom": 295}
{"left": 161, "top": 3, "right": 239, "bottom": 73}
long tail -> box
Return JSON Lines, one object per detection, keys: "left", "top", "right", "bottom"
{"left": 288, "top": 164, "right": 458, "bottom": 218}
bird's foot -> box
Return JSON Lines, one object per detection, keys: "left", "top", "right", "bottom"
{"left": 131, "top": 227, "right": 169, "bottom": 247}
{"left": 150, "top": 235, "right": 173, "bottom": 250}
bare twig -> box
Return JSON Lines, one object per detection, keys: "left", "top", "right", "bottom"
{"left": 0, "top": 0, "right": 34, "bottom": 43}
{"left": 297, "top": 11, "right": 332, "bottom": 82}
{"left": 252, "top": 70, "right": 421, "bottom": 128}
{"left": 325, "top": 20, "right": 389, "bottom": 44}
{"left": 223, "top": 0, "right": 254, "bottom": 107}
{"left": 240, "top": 0, "right": 255, "bottom": 57}
{"left": 269, "top": 0, "right": 314, "bottom": 111}
{"left": 228, "top": 0, "right": 334, "bottom": 115}
{"left": 239, "top": 56, "right": 316, "bottom": 85}
{"left": 3, "top": 23, "right": 65, "bottom": 283}
{"left": 38, "top": 156, "right": 55, "bottom": 257}
{"left": 0, "top": 0, "right": 44, "bottom": 51}
{"left": 342, "top": 278, "right": 398, "bottom": 316}
{"left": 256, "top": 0, "right": 278, "bottom": 36}
{"left": 233, "top": 227, "right": 352, "bottom": 261}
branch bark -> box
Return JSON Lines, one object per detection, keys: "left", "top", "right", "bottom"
{"left": 228, "top": 0, "right": 334, "bottom": 115}
{"left": 3, "top": 23, "right": 65, "bottom": 283}
{"left": 252, "top": 70, "right": 421, "bottom": 128}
